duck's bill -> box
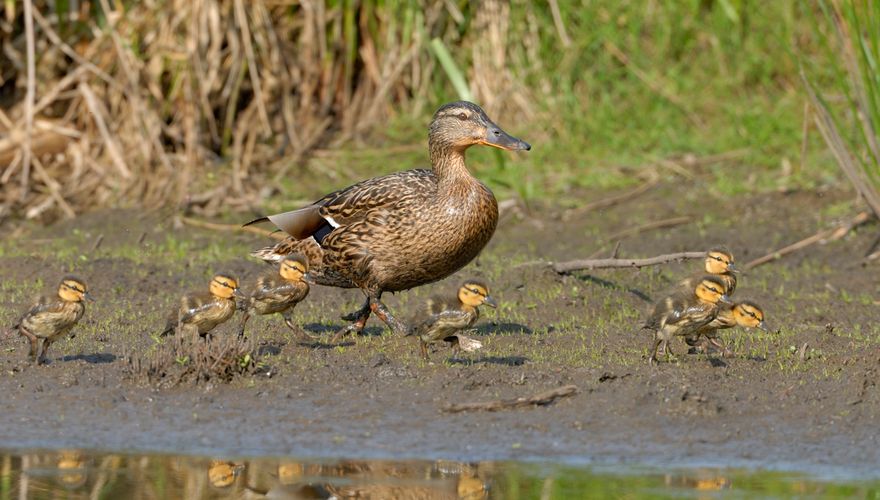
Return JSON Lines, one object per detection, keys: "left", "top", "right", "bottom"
{"left": 84, "top": 292, "right": 96, "bottom": 302}
{"left": 302, "top": 273, "right": 318, "bottom": 285}
{"left": 483, "top": 295, "right": 498, "bottom": 308}
{"left": 757, "top": 321, "right": 769, "bottom": 332}
{"left": 479, "top": 125, "right": 531, "bottom": 151}
{"left": 728, "top": 262, "right": 740, "bottom": 274}
{"left": 719, "top": 294, "right": 733, "bottom": 305}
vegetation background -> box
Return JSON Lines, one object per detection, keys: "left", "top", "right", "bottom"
{"left": 0, "top": 0, "right": 876, "bottom": 222}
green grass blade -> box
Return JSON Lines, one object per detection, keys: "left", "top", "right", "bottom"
{"left": 429, "top": 37, "right": 472, "bottom": 101}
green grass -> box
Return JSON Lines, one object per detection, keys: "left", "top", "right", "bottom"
{"left": 269, "top": 1, "right": 843, "bottom": 207}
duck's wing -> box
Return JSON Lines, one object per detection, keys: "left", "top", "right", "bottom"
{"left": 179, "top": 292, "right": 218, "bottom": 324}
{"left": 251, "top": 274, "right": 308, "bottom": 303}
{"left": 18, "top": 296, "right": 63, "bottom": 325}
{"left": 248, "top": 169, "right": 436, "bottom": 241}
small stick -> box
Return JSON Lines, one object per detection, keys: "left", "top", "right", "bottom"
{"left": 564, "top": 175, "right": 658, "bottom": 219}
{"left": 92, "top": 234, "right": 104, "bottom": 252}
{"left": 604, "top": 216, "right": 692, "bottom": 244}
{"left": 552, "top": 251, "right": 706, "bottom": 274}
{"left": 180, "top": 216, "right": 286, "bottom": 240}
{"left": 743, "top": 211, "right": 871, "bottom": 270}
{"left": 442, "top": 385, "right": 578, "bottom": 413}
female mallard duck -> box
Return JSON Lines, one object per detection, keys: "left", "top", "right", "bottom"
{"left": 245, "top": 101, "right": 529, "bottom": 339}
{"left": 10, "top": 275, "right": 92, "bottom": 364}
{"left": 643, "top": 275, "right": 731, "bottom": 364}
{"left": 687, "top": 300, "right": 768, "bottom": 356}
{"left": 238, "top": 254, "right": 310, "bottom": 339}
{"left": 160, "top": 273, "right": 240, "bottom": 340}
{"left": 409, "top": 279, "right": 497, "bottom": 361}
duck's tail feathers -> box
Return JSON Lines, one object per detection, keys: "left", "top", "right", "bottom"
{"left": 250, "top": 245, "right": 287, "bottom": 264}
{"left": 243, "top": 216, "right": 270, "bottom": 227}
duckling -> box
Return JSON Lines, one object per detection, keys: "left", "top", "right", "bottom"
{"left": 10, "top": 275, "right": 92, "bottom": 365}
{"left": 409, "top": 280, "right": 497, "bottom": 361}
{"left": 679, "top": 246, "right": 738, "bottom": 296}
{"left": 245, "top": 101, "right": 530, "bottom": 340}
{"left": 238, "top": 255, "right": 310, "bottom": 339}
{"left": 644, "top": 275, "right": 731, "bottom": 364}
{"left": 160, "top": 273, "right": 240, "bottom": 340}
{"left": 687, "top": 300, "right": 768, "bottom": 356}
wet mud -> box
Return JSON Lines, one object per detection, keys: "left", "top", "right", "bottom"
{"left": 1, "top": 181, "right": 879, "bottom": 479}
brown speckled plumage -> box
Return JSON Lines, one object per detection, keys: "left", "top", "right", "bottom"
{"left": 238, "top": 256, "right": 310, "bottom": 338}
{"left": 161, "top": 275, "right": 239, "bottom": 338}
{"left": 643, "top": 275, "right": 729, "bottom": 364}
{"left": 409, "top": 280, "right": 494, "bottom": 360}
{"left": 11, "top": 276, "right": 89, "bottom": 364}
{"left": 247, "top": 102, "right": 529, "bottom": 337}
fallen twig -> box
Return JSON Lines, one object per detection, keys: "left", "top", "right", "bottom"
{"left": 743, "top": 211, "right": 871, "bottom": 270}
{"left": 604, "top": 216, "right": 692, "bottom": 244}
{"left": 551, "top": 251, "right": 706, "bottom": 274}
{"left": 179, "top": 216, "right": 286, "bottom": 240}
{"left": 442, "top": 385, "right": 578, "bottom": 413}
{"left": 563, "top": 174, "right": 659, "bottom": 220}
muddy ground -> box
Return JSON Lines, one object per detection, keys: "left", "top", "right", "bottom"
{"left": 1, "top": 178, "right": 879, "bottom": 480}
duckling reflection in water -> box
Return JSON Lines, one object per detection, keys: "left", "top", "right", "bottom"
{"left": 238, "top": 255, "right": 311, "bottom": 339}
{"left": 643, "top": 275, "right": 731, "bottom": 364}
{"left": 409, "top": 280, "right": 496, "bottom": 361}
{"left": 208, "top": 460, "right": 245, "bottom": 489}
{"left": 9, "top": 276, "right": 93, "bottom": 365}
{"left": 686, "top": 300, "right": 769, "bottom": 357}
{"left": 160, "top": 273, "right": 240, "bottom": 340}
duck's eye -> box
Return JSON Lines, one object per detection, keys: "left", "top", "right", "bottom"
{"left": 468, "top": 288, "right": 482, "bottom": 296}
{"left": 457, "top": 112, "right": 468, "bottom": 121}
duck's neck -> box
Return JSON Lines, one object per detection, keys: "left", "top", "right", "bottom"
{"left": 430, "top": 144, "right": 473, "bottom": 186}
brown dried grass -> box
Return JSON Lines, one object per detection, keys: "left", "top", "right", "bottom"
{"left": 0, "top": 0, "right": 538, "bottom": 223}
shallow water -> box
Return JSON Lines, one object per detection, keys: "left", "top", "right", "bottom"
{"left": 1, "top": 450, "right": 878, "bottom": 499}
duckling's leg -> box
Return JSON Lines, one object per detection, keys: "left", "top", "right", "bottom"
{"left": 282, "top": 311, "right": 314, "bottom": 340}
{"left": 420, "top": 339, "right": 430, "bottom": 361}
{"left": 237, "top": 310, "right": 251, "bottom": 339}
{"left": 368, "top": 295, "right": 408, "bottom": 337}
{"left": 649, "top": 336, "right": 662, "bottom": 365}
{"left": 37, "top": 338, "right": 54, "bottom": 365}
{"left": 19, "top": 327, "right": 40, "bottom": 362}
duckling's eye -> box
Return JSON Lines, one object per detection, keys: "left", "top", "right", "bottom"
{"left": 457, "top": 112, "right": 468, "bottom": 121}
{"left": 468, "top": 287, "right": 483, "bottom": 296}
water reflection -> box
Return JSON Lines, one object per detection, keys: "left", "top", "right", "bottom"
{"left": 0, "top": 450, "right": 876, "bottom": 499}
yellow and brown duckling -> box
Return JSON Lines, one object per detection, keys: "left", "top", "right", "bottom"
{"left": 238, "top": 255, "right": 310, "bottom": 339}
{"left": 245, "top": 101, "right": 529, "bottom": 340}
{"left": 408, "top": 279, "right": 497, "bottom": 361}
{"left": 643, "top": 275, "right": 731, "bottom": 364}
{"left": 160, "top": 273, "right": 240, "bottom": 340}
{"left": 679, "top": 246, "right": 738, "bottom": 296}
{"left": 687, "top": 300, "right": 768, "bottom": 356}
{"left": 10, "top": 275, "right": 92, "bottom": 365}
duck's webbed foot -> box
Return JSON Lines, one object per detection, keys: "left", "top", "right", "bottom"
{"left": 340, "top": 298, "right": 370, "bottom": 321}
{"left": 369, "top": 299, "right": 408, "bottom": 336}
{"left": 332, "top": 305, "right": 370, "bottom": 344}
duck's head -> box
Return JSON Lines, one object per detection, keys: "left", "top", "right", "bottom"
{"left": 733, "top": 300, "right": 768, "bottom": 331}
{"left": 57, "top": 275, "right": 92, "bottom": 303}
{"left": 208, "top": 460, "right": 243, "bottom": 489}
{"left": 429, "top": 101, "right": 531, "bottom": 154}
{"left": 209, "top": 273, "right": 240, "bottom": 299}
{"left": 705, "top": 246, "right": 736, "bottom": 274}
{"left": 279, "top": 254, "right": 309, "bottom": 282}
{"left": 458, "top": 279, "right": 498, "bottom": 309}
{"left": 694, "top": 275, "right": 732, "bottom": 305}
